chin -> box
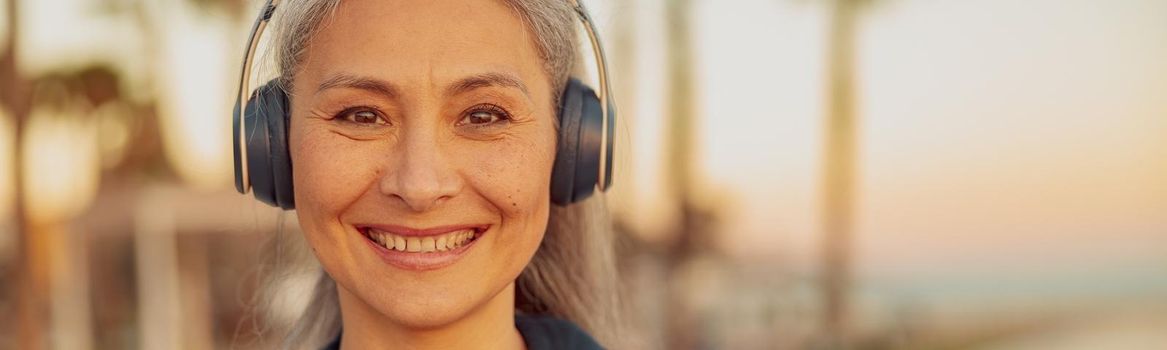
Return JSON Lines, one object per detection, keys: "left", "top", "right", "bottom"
{"left": 330, "top": 275, "right": 467, "bottom": 327}
{"left": 375, "top": 295, "right": 471, "bottom": 329}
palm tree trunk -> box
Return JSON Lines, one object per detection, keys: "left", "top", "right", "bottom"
{"left": 2, "top": 0, "right": 46, "bottom": 348}
{"left": 820, "top": 0, "right": 860, "bottom": 347}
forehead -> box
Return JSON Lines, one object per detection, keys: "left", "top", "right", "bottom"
{"left": 296, "top": 0, "right": 548, "bottom": 95}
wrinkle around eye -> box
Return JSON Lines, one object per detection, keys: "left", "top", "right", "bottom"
{"left": 454, "top": 110, "right": 542, "bottom": 142}
{"left": 337, "top": 107, "right": 390, "bottom": 126}
{"left": 302, "top": 108, "right": 394, "bottom": 141}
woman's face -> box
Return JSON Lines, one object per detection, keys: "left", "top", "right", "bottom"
{"left": 287, "top": 0, "right": 557, "bottom": 329}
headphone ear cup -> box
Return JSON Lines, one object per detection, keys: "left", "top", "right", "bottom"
{"left": 551, "top": 78, "right": 603, "bottom": 205}
{"left": 264, "top": 84, "right": 296, "bottom": 210}
{"left": 241, "top": 80, "right": 295, "bottom": 209}
{"left": 233, "top": 93, "right": 246, "bottom": 193}
{"left": 551, "top": 79, "right": 583, "bottom": 205}
{"left": 602, "top": 99, "right": 615, "bottom": 191}
{"left": 572, "top": 81, "right": 603, "bottom": 202}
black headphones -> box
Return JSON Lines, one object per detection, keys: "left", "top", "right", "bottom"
{"left": 233, "top": 0, "right": 615, "bottom": 210}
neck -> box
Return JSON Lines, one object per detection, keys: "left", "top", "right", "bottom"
{"left": 336, "top": 282, "right": 525, "bottom": 350}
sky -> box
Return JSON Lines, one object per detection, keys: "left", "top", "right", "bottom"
{"left": 594, "top": 0, "right": 1167, "bottom": 304}
{"left": 679, "top": 0, "right": 1167, "bottom": 305}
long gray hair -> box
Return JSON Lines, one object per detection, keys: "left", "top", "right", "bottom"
{"left": 250, "top": 1, "right": 624, "bottom": 348}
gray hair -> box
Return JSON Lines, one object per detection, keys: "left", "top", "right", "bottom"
{"left": 252, "top": 1, "right": 623, "bottom": 349}
{"left": 272, "top": 0, "right": 578, "bottom": 97}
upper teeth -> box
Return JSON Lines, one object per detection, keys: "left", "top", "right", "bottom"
{"left": 367, "top": 228, "right": 476, "bottom": 253}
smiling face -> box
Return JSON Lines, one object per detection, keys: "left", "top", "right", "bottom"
{"left": 286, "top": 0, "right": 558, "bottom": 329}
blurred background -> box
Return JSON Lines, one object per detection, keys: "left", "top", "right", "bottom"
{"left": 1, "top": 0, "right": 1165, "bottom": 349}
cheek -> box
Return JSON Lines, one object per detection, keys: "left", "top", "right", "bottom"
{"left": 460, "top": 130, "right": 557, "bottom": 220}
{"left": 459, "top": 130, "right": 556, "bottom": 277}
{"left": 288, "top": 124, "right": 378, "bottom": 245}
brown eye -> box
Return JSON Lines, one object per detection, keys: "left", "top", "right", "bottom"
{"left": 466, "top": 111, "right": 498, "bottom": 125}
{"left": 458, "top": 104, "right": 511, "bottom": 127}
{"left": 340, "top": 109, "right": 387, "bottom": 125}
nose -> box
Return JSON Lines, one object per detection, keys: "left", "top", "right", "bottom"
{"left": 378, "top": 127, "right": 463, "bottom": 212}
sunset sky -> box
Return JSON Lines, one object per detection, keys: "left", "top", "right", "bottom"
{"left": 609, "top": 0, "right": 1167, "bottom": 299}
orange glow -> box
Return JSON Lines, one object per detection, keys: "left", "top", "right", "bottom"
{"left": 20, "top": 107, "right": 100, "bottom": 224}
{"left": 0, "top": 109, "right": 14, "bottom": 223}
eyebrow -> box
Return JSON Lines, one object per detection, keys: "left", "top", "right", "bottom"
{"left": 316, "top": 73, "right": 400, "bottom": 98}
{"left": 315, "top": 71, "right": 530, "bottom": 99}
{"left": 446, "top": 72, "right": 530, "bottom": 98}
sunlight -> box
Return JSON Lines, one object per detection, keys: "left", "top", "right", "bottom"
{"left": 20, "top": 107, "right": 99, "bottom": 224}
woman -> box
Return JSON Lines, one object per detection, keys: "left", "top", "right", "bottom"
{"left": 231, "top": 0, "right": 624, "bottom": 349}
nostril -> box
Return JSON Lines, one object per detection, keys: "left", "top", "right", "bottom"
{"left": 376, "top": 149, "right": 464, "bottom": 212}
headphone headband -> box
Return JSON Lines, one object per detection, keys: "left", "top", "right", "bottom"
{"left": 234, "top": 0, "right": 279, "bottom": 193}
{"left": 570, "top": 0, "right": 614, "bottom": 191}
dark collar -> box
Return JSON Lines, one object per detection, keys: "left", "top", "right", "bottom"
{"left": 321, "top": 314, "right": 603, "bottom": 350}
{"left": 515, "top": 314, "right": 604, "bottom": 350}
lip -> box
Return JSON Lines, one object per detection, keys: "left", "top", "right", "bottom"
{"left": 356, "top": 224, "right": 488, "bottom": 271}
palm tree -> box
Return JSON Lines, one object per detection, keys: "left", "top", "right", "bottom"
{"left": 1, "top": 0, "right": 45, "bottom": 348}
{"left": 818, "top": 0, "right": 871, "bottom": 348}
{"left": 661, "top": 0, "right": 725, "bottom": 348}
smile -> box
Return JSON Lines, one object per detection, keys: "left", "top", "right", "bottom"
{"left": 356, "top": 224, "right": 487, "bottom": 271}
{"left": 363, "top": 227, "right": 480, "bottom": 253}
